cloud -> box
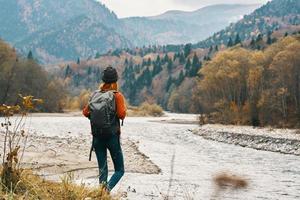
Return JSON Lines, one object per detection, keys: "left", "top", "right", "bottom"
{"left": 100, "top": 0, "right": 189, "bottom": 18}
{"left": 172, "top": 0, "right": 269, "bottom": 8}
{"left": 99, "top": 0, "right": 269, "bottom": 18}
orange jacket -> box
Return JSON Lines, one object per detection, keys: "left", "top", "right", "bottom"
{"left": 82, "top": 83, "right": 127, "bottom": 120}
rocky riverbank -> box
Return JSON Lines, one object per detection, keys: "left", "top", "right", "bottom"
{"left": 194, "top": 124, "right": 300, "bottom": 156}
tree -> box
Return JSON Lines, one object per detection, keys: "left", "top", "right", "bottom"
{"left": 250, "top": 37, "right": 256, "bottom": 47}
{"left": 152, "top": 62, "right": 162, "bottom": 77}
{"left": 95, "top": 52, "right": 101, "bottom": 59}
{"left": 267, "top": 31, "right": 273, "bottom": 45}
{"left": 184, "top": 43, "right": 192, "bottom": 57}
{"left": 27, "top": 51, "right": 33, "bottom": 60}
{"left": 234, "top": 33, "right": 241, "bottom": 45}
{"left": 189, "top": 54, "right": 201, "bottom": 77}
{"left": 215, "top": 45, "right": 219, "bottom": 51}
{"left": 144, "top": 67, "right": 152, "bottom": 86}
{"left": 176, "top": 70, "right": 184, "bottom": 86}
{"left": 155, "top": 55, "right": 161, "bottom": 64}
{"left": 124, "top": 58, "right": 129, "bottom": 66}
{"left": 227, "top": 37, "right": 233, "bottom": 47}
{"left": 163, "top": 54, "right": 169, "bottom": 63}
{"left": 185, "top": 59, "right": 191, "bottom": 71}
{"left": 256, "top": 34, "right": 263, "bottom": 42}
{"left": 77, "top": 57, "right": 80, "bottom": 65}
{"left": 64, "top": 65, "right": 71, "bottom": 79}
{"left": 167, "top": 59, "right": 173, "bottom": 73}
{"left": 166, "top": 76, "right": 173, "bottom": 91}
{"left": 179, "top": 53, "right": 185, "bottom": 64}
{"left": 147, "top": 58, "right": 151, "bottom": 66}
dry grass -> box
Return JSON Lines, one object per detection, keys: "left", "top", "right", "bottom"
{"left": 127, "top": 102, "right": 164, "bottom": 117}
{"left": 0, "top": 169, "right": 116, "bottom": 200}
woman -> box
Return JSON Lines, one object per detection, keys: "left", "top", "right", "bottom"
{"left": 83, "top": 66, "right": 126, "bottom": 191}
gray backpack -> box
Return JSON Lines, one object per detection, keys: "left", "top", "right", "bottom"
{"left": 88, "top": 90, "right": 117, "bottom": 133}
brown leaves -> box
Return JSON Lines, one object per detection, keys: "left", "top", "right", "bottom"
{"left": 6, "top": 146, "right": 20, "bottom": 164}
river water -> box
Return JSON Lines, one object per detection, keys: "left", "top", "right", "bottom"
{"left": 7, "top": 113, "right": 300, "bottom": 199}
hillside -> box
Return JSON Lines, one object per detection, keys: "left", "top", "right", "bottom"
{"left": 0, "top": 0, "right": 130, "bottom": 62}
{"left": 0, "top": 1, "right": 260, "bottom": 62}
{"left": 16, "top": 15, "right": 131, "bottom": 62}
{"left": 122, "top": 4, "right": 260, "bottom": 45}
{"left": 195, "top": 0, "right": 300, "bottom": 48}
{"left": 45, "top": 0, "right": 300, "bottom": 116}
{"left": 0, "top": 39, "right": 64, "bottom": 112}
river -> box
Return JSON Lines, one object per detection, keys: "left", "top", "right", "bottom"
{"left": 2, "top": 113, "right": 300, "bottom": 199}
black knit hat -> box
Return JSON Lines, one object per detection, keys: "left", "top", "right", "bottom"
{"left": 102, "top": 66, "right": 118, "bottom": 83}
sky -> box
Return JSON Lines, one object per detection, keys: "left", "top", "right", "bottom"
{"left": 99, "top": 0, "right": 270, "bottom": 18}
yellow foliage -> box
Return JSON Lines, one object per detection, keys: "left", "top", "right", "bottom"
{"left": 128, "top": 102, "right": 164, "bottom": 117}
{"left": 195, "top": 35, "right": 300, "bottom": 127}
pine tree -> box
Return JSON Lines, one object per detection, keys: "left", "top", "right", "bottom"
{"left": 184, "top": 43, "right": 192, "bottom": 57}
{"left": 77, "top": 57, "right": 80, "bottom": 65}
{"left": 189, "top": 54, "right": 201, "bottom": 77}
{"left": 147, "top": 58, "right": 151, "bottom": 66}
{"left": 124, "top": 58, "right": 129, "bottom": 66}
{"left": 234, "top": 34, "right": 241, "bottom": 45}
{"left": 155, "top": 55, "right": 161, "bottom": 64}
{"left": 144, "top": 67, "right": 152, "bottom": 86}
{"left": 185, "top": 59, "right": 191, "bottom": 71}
{"left": 179, "top": 53, "right": 185, "bottom": 65}
{"left": 163, "top": 54, "right": 169, "bottom": 63}
{"left": 267, "top": 32, "right": 273, "bottom": 45}
{"left": 87, "top": 66, "right": 92, "bottom": 75}
{"left": 215, "top": 45, "right": 219, "bottom": 51}
{"left": 95, "top": 52, "right": 101, "bottom": 59}
{"left": 256, "top": 34, "right": 263, "bottom": 42}
{"left": 27, "top": 50, "right": 33, "bottom": 60}
{"left": 284, "top": 32, "right": 289, "bottom": 37}
{"left": 167, "top": 60, "right": 173, "bottom": 72}
{"left": 152, "top": 63, "right": 162, "bottom": 77}
{"left": 166, "top": 76, "right": 173, "bottom": 91}
{"left": 176, "top": 70, "right": 184, "bottom": 86}
{"left": 250, "top": 37, "right": 256, "bottom": 46}
{"left": 173, "top": 53, "right": 178, "bottom": 61}
{"left": 64, "top": 65, "right": 71, "bottom": 79}
{"left": 227, "top": 37, "right": 233, "bottom": 47}
{"left": 142, "top": 59, "right": 147, "bottom": 67}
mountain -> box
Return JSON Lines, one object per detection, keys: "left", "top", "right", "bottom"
{"left": 122, "top": 4, "right": 260, "bottom": 45}
{"left": 195, "top": 0, "right": 300, "bottom": 48}
{"left": 16, "top": 16, "right": 131, "bottom": 62}
{"left": 45, "top": 0, "right": 300, "bottom": 114}
{"left": 0, "top": 0, "right": 260, "bottom": 62}
{"left": 0, "top": 0, "right": 130, "bottom": 62}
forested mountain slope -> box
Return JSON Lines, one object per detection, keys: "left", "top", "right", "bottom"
{"left": 195, "top": 0, "right": 300, "bottom": 48}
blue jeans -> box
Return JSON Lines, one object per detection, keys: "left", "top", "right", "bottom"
{"left": 93, "top": 134, "right": 125, "bottom": 191}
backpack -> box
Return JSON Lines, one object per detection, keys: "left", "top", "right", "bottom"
{"left": 88, "top": 90, "right": 118, "bottom": 137}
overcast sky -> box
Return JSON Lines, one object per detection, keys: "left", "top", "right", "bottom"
{"left": 99, "top": 0, "right": 270, "bottom": 18}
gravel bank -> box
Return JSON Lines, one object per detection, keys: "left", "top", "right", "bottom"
{"left": 194, "top": 124, "right": 300, "bottom": 156}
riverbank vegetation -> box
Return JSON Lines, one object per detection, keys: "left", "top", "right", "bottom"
{"left": 0, "top": 40, "right": 65, "bottom": 112}
{"left": 194, "top": 36, "right": 300, "bottom": 128}
{"left": 127, "top": 102, "right": 164, "bottom": 117}
{"left": 0, "top": 96, "right": 114, "bottom": 200}
{"left": 0, "top": 169, "right": 114, "bottom": 200}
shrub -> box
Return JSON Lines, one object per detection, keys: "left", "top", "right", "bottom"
{"left": 128, "top": 102, "right": 164, "bottom": 117}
